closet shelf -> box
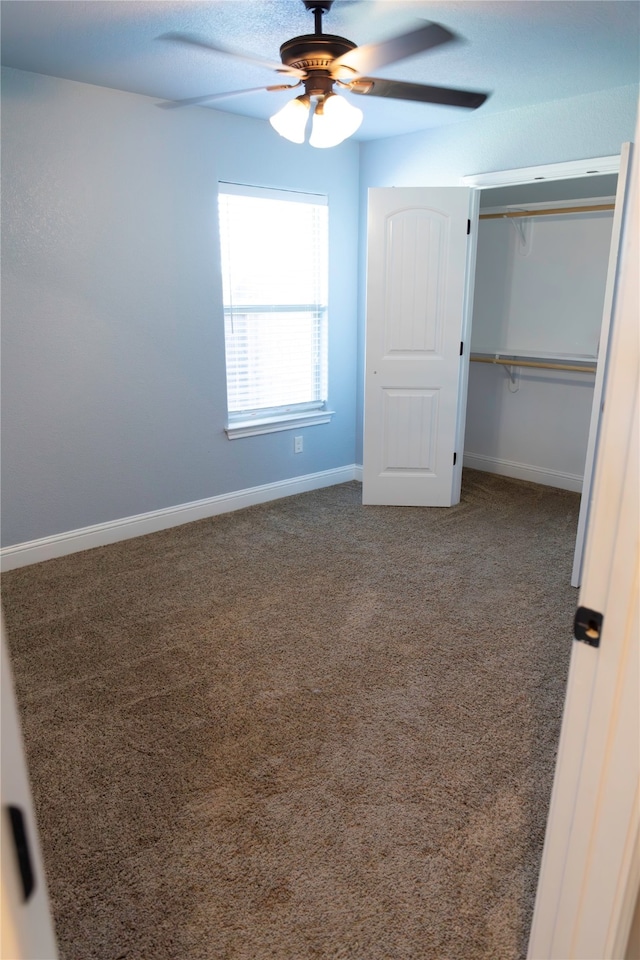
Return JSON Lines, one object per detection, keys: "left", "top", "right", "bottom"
{"left": 470, "top": 352, "right": 597, "bottom": 374}
{"left": 479, "top": 202, "right": 615, "bottom": 221}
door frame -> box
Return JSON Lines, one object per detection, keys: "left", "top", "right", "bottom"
{"left": 461, "top": 153, "right": 621, "bottom": 188}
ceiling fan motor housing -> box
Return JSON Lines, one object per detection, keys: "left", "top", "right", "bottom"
{"left": 279, "top": 34, "right": 356, "bottom": 71}
{"left": 279, "top": 34, "right": 357, "bottom": 96}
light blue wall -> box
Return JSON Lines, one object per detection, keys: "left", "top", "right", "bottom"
{"left": 356, "top": 84, "right": 639, "bottom": 462}
{"left": 2, "top": 67, "right": 638, "bottom": 545}
{"left": 359, "top": 85, "right": 638, "bottom": 187}
{"left": 0, "top": 67, "right": 360, "bottom": 546}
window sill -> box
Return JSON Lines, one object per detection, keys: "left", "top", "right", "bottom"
{"left": 225, "top": 409, "right": 335, "bottom": 440}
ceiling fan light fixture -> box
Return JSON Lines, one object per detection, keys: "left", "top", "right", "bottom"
{"left": 308, "top": 93, "right": 363, "bottom": 148}
{"left": 269, "top": 94, "right": 311, "bottom": 143}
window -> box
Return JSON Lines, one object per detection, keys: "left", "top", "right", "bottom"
{"left": 218, "top": 183, "right": 333, "bottom": 439}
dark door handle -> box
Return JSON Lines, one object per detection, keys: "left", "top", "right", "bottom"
{"left": 6, "top": 805, "right": 35, "bottom": 901}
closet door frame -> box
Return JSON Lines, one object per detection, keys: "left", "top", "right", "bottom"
{"left": 462, "top": 154, "right": 621, "bottom": 189}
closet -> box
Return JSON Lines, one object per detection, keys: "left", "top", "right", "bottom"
{"left": 362, "top": 156, "right": 628, "bottom": 586}
{"left": 464, "top": 174, "right": 617, "bottom": 497}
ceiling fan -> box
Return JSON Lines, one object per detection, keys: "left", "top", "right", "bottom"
{"left": 160, "top": 0, "right": 489, "bottom": 147}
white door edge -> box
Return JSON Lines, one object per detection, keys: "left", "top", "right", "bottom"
{"left": 1, "top": 614, "right": 58, "bottom": 959}
{"left": 452, "top": 188, "right": 480, "bottom": 502}
{"left": 571, "top": 142, "right": 632, "bottom": 587}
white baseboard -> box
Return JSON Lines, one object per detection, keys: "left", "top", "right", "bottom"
{"left": 1, "top": 465, "right": 361, "bottom": 571}
{"left": 463, "top": 453, "right": 583, "bottom": 493}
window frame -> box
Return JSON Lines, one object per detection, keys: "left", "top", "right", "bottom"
{"left": 218, "top": 182, "right": 334, "bottom": 440}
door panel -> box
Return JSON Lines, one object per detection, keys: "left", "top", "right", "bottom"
{"left": 382, "top": 388, "right": 438, "bottom": 472}
{"left": 363, "top": 187, "right": 474, "bottom": 506}
{"left": 385, "top": 209, "right": 446, "bottom": 353}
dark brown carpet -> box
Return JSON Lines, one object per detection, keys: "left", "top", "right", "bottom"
{"left": 2, "top": 471, "right": 579, "bottom": 960}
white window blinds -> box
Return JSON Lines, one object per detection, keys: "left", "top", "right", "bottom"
{"left": 218, "top": 185, "right": 329, "bottom": 423}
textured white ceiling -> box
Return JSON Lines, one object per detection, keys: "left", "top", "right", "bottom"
{"left": 1, "top": 0, "right": 638, "bottom": 141}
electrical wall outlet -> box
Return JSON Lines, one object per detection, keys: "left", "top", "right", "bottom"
{"left": 294, "top": 436, "right": 303, "bottom": 454}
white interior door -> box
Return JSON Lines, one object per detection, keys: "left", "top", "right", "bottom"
{"left": 363, "top": 187, "right": 475, "bottom": 506}
{"left": 527, "top": 126, "right": 639, "bottom": 960}
{"left": 1, "top": 615, "right": 58, "bottom": 959}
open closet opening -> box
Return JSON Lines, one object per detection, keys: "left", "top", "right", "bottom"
{"left": 362, "top": 151, "right": 628, "bottom": 574}
{"left": 463, "top": 172, "right": 619, "bottom": 581}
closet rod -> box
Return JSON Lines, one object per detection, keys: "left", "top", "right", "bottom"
{"left": 479, "top": 202, "right": 615, "bottom": 220}
{"left": 471, "top": 355, "right": 597, "bottom": 374}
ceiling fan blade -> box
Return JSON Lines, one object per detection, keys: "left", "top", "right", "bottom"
{"left": 157, "top": 84, "right": 300, "bottom": 110}
{"left": 331, "top": 20, "right": 457, "bottom": 78}
{"left": 158, "top": 32, "right": 304, "bottom": 78}
{"left": 347, "top": 77, "right": 488, "bottom": 109}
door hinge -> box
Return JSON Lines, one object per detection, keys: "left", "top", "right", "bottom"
{"left": 467, "top": 219, "right": 471, "bottom": 235}
{"left": 573, "top": 606, "right": 603, "bottom": 648}
{"left": 460, "top": 341, "right": 464, "bottom": 356}
{"left": 453, "top": 452, "right": 457, "bottom": 465}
